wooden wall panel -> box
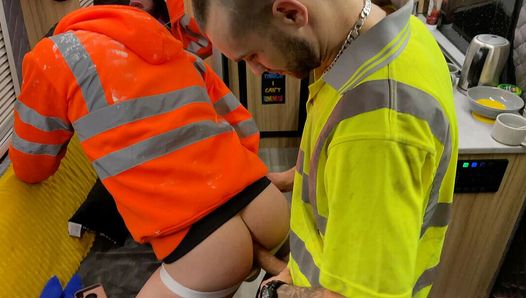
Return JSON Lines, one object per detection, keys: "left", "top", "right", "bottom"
{"left": 260, "top": 137, "right": 301, "bottom": 148}
{"left": 246, "top": 69, "right": 301, "bottom": 132}
{"left": 227, "top": 59, "right": 240, "bottom": 99}
{"left": 20, "top": 0, "right": 80, "bottom": 48}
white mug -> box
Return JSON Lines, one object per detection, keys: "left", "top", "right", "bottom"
{"left": 491, "top": 113, "right": 526, "bottom": 146}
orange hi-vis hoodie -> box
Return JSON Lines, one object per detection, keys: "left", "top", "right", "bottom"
{"left": 166, "top": 0, "right": 212, "bottom": 59}
{"left": 10, "top": 6, "right": 267, "bottom": 259}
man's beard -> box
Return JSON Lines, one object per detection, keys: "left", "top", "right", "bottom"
{"left": 272, "top": 30, "right": 320, "bottom": 79}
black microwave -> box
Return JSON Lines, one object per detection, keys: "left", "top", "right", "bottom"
{"left": 439, "top": 0, "right": 524, "bottom": 54}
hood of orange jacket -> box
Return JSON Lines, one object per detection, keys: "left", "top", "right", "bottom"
{"left": 166, "top": 0, "right": 185, "bottom": 26}
{"left": 54, "top": 5, "right": 183, "bottom": 65}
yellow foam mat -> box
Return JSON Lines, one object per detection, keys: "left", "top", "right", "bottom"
{"left": 0, "top": 136, "right": 96, "bottom": 296}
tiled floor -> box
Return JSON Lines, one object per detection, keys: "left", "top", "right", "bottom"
{"left": 78, "top": 147, "right": 299, "bottom": 297}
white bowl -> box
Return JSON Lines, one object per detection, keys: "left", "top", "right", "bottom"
{"left": 467, "top": 86, "right": 524, "bottom": 119}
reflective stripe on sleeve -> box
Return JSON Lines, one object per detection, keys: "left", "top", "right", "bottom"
{"left": 413, "top": 265, "right": 438, "bottom": 295}
{"left": 296, "top": 149, "right": 304, "bottom": 174}
{"left": 213, "top": 93, "right": 241, "bottom": 116}
{"left": 15, "top": 100, "right": 72, "bottom": 132}
{"left": 420, "top": 202, "right": 452, "bottom": 236}
{"left": 290, "top": 231, "right": 321, "bottom": 287}
{"left": 11, "top": 132, "right": 64, "bottom": 156}
{"left": 193, "top": 57, "right": 206, "bottom": 79}
{"left": 232, "top": 118, "right": 258, "bottom": 138}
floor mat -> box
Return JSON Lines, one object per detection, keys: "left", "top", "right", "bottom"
{"left": 0, "top": 137, "right": 96, "bottom": 296}
{"left": 77, "top": 236, "right": 159, "bottom": 297}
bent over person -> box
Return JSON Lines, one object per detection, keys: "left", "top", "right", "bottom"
{"left": 192, "top": 0, "right": 459, "bottom": 297}
{"left": 10, "top": 6, "right": 289, "bottom": 297}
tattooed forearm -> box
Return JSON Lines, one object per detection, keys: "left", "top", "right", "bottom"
{"left": 277, "top": 284, "right": 331, "bottom": 298}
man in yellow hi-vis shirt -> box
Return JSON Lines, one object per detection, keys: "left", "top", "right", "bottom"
{"left": 192, "top": 0, "right": 458, "bottom": 296}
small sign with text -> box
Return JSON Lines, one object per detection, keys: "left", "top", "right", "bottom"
{"left": 262, "top": 72, "right": 286, "bottom": 104}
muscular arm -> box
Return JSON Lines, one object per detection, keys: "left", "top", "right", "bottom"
{"left": 199, "top": 60, "right": 260, "bottom": 153}
{"left": 277, "top": 285, "right": 343, "bottom": 298}
{"left": 10, "top": 39, "right": 73, "bottom": 183}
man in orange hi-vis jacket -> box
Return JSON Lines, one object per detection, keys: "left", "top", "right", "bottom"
{"left": 10, "top": 6, "right": 289, "bottom": 297}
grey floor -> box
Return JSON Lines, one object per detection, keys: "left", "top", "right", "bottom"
{"left": 77, "top": 147, "right": 298, "bottom": 297}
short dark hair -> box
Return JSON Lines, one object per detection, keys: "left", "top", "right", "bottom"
{"left": 192, "top": 0, "right": 273, "bottom": 35}
{"left": 151, "top": 0, "right": 170, "bottom": 24}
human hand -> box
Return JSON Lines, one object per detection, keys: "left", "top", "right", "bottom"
{"left": 267, "top": 167, "right": 295, "bottom": 192}
{"left": 258, "top": 266, "right": 292, "bottom": 295}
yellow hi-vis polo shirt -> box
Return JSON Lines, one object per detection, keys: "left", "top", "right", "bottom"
{"left": 288, "top": 1, "right": 459, "bottom": 297}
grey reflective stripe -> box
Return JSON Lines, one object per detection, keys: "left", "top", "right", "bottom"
{"left": 185, "top": 51, "right": 207, "bottom": 79}
{"left": 179, "top": 15, "right": 210, "bottom": 48}
{"left": 11, "top": 132, "right": 63, "bottom": 156}
{"left": 193, "top": 57, "right": 207, "bottom": 79}
{"left": 309, "top": 79, "right": 451, "bottom": 234}
{"left": 214, "top": 93, "right": 241, "bottom": 116}
{"left": 324, "top": 0, "right": 413, "bottom": 91}
{"left": 73, "top": 86, "right": 209, "bottom": 141}
{"left": 307, "top": 172, "right": 328, "bottom": 233}
{"left": 290, "top": 231, "right": 321, "bottom": 287}
{"left": 15, "top": 100, "right": 72, "bottom": 132}
{"left": 301, "top": 172, "right": 327, "bottom": 233}
{"left": 189, "top": 42, "right": 205, "bottom": 56}
{"left": 421, "top": 202, "right": 452, "bottom": 236}
{"left": 342, "top": 24, "right": 410, "bottom": 93}
{"left": 180, "top": 14, "right": 191, "bottom": 27}
{"left": 296, "top": 149, "right": 304, "bottom": 173}
{"left": 233, "top": 118, "right": 258, "bottom": 138}
{"left": 413, "top": 265, "right": 438, "bottom": 295}
{"left": 50, "top": 33, "right": 107, "bottom": 113}
{"left": 93, "top": 120, "right": 232, "bottom": 179}
{"left": 420, "top": 126, "right": 453, "bottom": 236}
{"left": 316, "top": 211, "right": 327, "bottom": 234}
{"left": 301, "top": 173, "right": 309, "bottom": 203}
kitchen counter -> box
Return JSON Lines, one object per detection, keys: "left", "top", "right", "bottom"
{"left": 425, "top": 17, "right": 526, "bottom": 155}
{"left": 425, "top": 18, "right": 526, "bottom": 298}
{"left": 454, "top": 88, "right": 526, "bottom": 154}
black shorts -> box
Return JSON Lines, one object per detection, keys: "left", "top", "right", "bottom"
{"left": 163, "top": 176, "right": 271, "bottom": 264}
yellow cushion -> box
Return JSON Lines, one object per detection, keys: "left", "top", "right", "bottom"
{"left": 0, "top": 136, "right": 96, "bottom": 296}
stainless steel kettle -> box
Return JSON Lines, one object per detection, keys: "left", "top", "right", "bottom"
{"left": 458, "top": 34, "right": 510, "bottom": 93}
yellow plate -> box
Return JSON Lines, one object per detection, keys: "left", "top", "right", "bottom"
{"left": 472, "top": 112, "right": 495, "bottom": 124}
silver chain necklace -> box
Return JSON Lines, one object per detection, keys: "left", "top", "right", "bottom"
{"left": 323, "top": 0, "right": 372, "bottom": 75}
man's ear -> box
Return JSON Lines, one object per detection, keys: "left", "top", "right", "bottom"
{"left": 272, "top": 0, "right": 308, "bottom": 27}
